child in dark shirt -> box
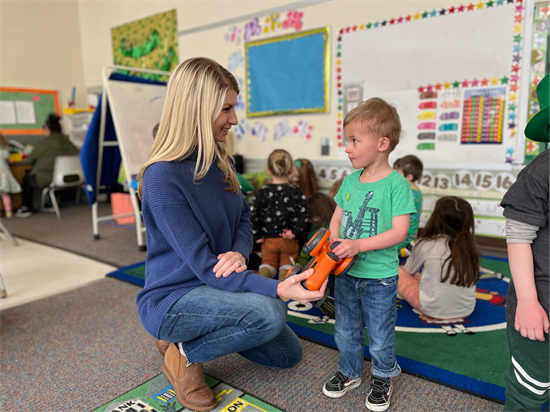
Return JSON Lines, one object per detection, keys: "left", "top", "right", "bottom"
{"left": 251, "top": 149, "right": 309, "bottom": 280}
{"left": 501, "top": 73, "right": 549, "bottom": 411}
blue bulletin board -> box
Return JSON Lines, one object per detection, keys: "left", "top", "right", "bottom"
{"left": 245, "top": 26, "right": 330, "bottom": 117}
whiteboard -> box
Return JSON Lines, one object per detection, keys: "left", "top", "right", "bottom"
{"left": 106, "top": 80, "right": 166, "bottom": 176}
{"left": 341, "top": 4, "right": 518, "bottom": 166}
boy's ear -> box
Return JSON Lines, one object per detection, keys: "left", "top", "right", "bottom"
{"left": 405, "top": 173, "right": 415, "bottom": 183}
{"left": 378, "top": 137, "right": 391, "bottom": 152}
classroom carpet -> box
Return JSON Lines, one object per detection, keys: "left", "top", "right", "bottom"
{"left": 93, "top": 373, "right": 282, "bottom": 412}
{"left": 287, "top": 255, "right": 511, "bottom": 404}
{"left": 106, "top": 256, "right": 511, "bottom": 404}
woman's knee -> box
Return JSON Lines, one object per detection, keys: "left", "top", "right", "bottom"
{"left": 245, "top": 294, "right": 287, "bottom": 338}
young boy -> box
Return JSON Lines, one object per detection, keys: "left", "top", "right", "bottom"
{"left": 323, "top": 98, "right": 416, "bottom": 411}
{"left": 500, "top": 74, "right": 549, "bottom": 411}
{"left": 393, "top": 155, "right": 424, "bottom": 257}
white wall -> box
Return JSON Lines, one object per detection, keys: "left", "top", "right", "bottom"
{"left": 76, "top": 0, "right": 457, "bottom": 162}
{"left": 77, "top": 0, "right": 298, "bottom": 88}
{"left": 0, "top": 0, "right": 88, "bottom": 133}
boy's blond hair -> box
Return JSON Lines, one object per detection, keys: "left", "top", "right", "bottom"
{"left": 343, "top": 97, "right": 401, "bottom": 152}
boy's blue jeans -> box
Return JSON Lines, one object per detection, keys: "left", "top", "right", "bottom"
{"left": 334, "top": 273, "right": 401, "bottom": 380}
{"left": 158, "top": 285, "right": 303, "bottom": 368}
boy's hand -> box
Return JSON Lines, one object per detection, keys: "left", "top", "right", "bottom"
{"left": 332, "top": 238, "right": 360, "bottom": 258}
{"left": 256, "top": 237, "right": 265, "bottom": 244}
{"left": 515, "top": 299, "right": 549, "bottom": 341}
{"left": 280, "top": 229, "right": 295, "bottom": 239}
{"left": 214, "top": 251, "right": 247, "bottom": 278}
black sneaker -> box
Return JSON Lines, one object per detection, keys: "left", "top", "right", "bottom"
{"left": 15, "top": 207, "right": 33, "bottom": 218}
{"left": 322, "top": 371, "right": 361, "bottom": 398}
{"left": 365, "top": 376, "right": 392, "bottom": 411}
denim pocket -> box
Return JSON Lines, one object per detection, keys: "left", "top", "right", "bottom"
{"left": 379, "top": 275, "right": 398, "bottom": 286}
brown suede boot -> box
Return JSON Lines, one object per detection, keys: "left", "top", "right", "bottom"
{"left": 162, "top": 343, "right": 217, "bottom": 411}
{"left": 156, "top": 339, "right": 171, "bottom": 357}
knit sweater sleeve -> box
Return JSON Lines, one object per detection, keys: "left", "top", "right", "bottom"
{"left": 150, "top": 199, "right": 278, "bottom": 297}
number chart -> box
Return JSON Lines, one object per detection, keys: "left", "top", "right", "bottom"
{"left": 461, "top": 87, "right": 506, "bottom": 144}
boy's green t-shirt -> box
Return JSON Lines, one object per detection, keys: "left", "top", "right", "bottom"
{"left": 334, "top": 170, "right": 416, "bottom": 279}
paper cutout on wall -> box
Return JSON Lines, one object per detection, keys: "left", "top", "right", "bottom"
{"left": 505, "top": 146, "right": 515, "bottom": 163}
{"left": 244, "top": 17, "right": 262, "bottom": 41}
{"left": 228, "top": 50, "right": 244, "bottom": 73}
{"left": 235, "top": 77, "right": 245, "bottom": 111}
{"left": 283, "top": 10, "right": 304, "bottom": 31}
{"left": 264, "top": 10, "right": 304, "bottom": 35}
{"left": 417, "top": 142, "right": 435, "bottom": 150}
{"left": 293, "top": 120, "right": 313, "bottom": 141}
{"left": 250, "top": 121, "right": 268, "bottom": 142}
{"left": 417, "top": 132, "right": 436, "bottom": 140}
{"left": 234, "top": 120, "right": 249, "bottom": 141}
{"left": 225, "top": 26, "right": 242, "bottom": 45}
{"left": 264, "top": 13, "right": 282, "bottom": 33}
{"left": 273, "top": 119, "right": 292, "bottom": 141}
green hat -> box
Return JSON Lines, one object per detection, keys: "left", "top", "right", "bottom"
{"left": 525, "top": 73, "right": 549, "bottom": 143}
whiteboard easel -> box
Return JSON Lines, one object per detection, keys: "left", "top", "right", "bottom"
{"left": 92, "top": 65, "right": 170, "bottom": 250}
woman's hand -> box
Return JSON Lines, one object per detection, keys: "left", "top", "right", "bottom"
{"left": 276, "top": 269, "right": 328, "bottom": 303}
{"left": 214, "top": 251, "right": 247, "bottom": 278}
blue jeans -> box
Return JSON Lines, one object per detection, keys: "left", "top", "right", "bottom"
{"left": 158, "top": 285, "right": 303, "bottom": 368}
{"left": 334, "top": 274, "right": 401, "bottom": 380}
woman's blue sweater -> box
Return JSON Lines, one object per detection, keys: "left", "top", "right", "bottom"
{"left": 136, "top": 156, "right": 279, "bottom": 338}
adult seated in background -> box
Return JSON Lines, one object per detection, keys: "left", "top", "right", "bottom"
{"left": 15, "top": 113, "right": 79, "bottom": 218}
{"left": 135, "top": 57, "right": 327, "bottom": 412}
{"left": 289, "top": 158, "right": 318, "bottom": 197}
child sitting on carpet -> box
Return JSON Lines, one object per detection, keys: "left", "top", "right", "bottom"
{"left": 250, "top": 149, "right": 309, "bottom": 280}
{"left": 397, "top": 196, "right": 480, "bottom": 320}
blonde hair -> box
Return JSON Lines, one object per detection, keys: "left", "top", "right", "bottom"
{"left": 267, "top": 149, "right": 293, "bottom": 177}
{"left": 137, "top": 57, "right": 240, "bottom": 198}
{"left": 344, "top": 97, "right": 401, "bottom": 151}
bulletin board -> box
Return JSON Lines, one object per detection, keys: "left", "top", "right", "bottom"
{"left": 0, "top": 87, "right": 60, "bottom": 135}
{"left": 111, "top": 9, "right": 179, "bottom": 82}
{"left": 245, "top": 26, "right": 330, "bottom": 117}
{"left": 337, "top": 2, "right": 524, "bottom": 167}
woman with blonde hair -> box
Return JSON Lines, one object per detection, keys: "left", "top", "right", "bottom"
{"left": 136, "top": 57, "right": 326, "bottom": 411}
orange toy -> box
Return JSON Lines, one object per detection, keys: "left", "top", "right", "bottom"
{"left": 286, "top": 228, "right": 356, "bottom": 291}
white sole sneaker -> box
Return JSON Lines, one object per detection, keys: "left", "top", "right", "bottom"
{"left": 322, "top": 378, "right": 362, "bottom": 398}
